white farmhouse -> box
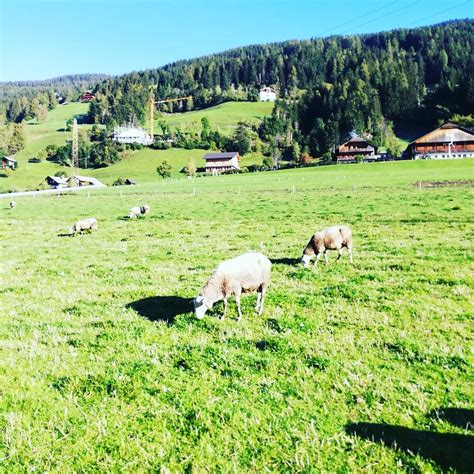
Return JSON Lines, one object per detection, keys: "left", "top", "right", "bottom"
{"left": 112, "top": 126, "right": 153, "bottom": 145}
{"left": 259, "top": 86, "right": 277, "bottom": 102}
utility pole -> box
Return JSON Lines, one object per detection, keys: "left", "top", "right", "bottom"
{"left": 71, "top": 118, "right": 78, "bottom": 176}
{"left": 147, "top": 87, "right": 156, "bottom": 139}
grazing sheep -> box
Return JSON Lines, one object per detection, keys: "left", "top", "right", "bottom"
{"left": 9, "top": 201, "right": 16, "bottom": 208}
{"left": 70, "top": 217, "right": 98, "bottom": 234}
{"left": 194, "top": 252, "right": 272, "bottom": 321}
{"left": 301, "top": 225, "right": 353, "bottom": 267}
{"left": 129, "top": 205, "right": 150, "bottom": 218}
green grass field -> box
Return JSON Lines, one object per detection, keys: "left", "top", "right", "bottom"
{"left": 1, "top": 101, "right": 272, "bottom": 192}
{"left": 1, "top": 159, "right": 473, "bottom": 471}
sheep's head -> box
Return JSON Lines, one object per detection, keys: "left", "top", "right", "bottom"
{"left": 194, "top": 295, "right": 211, "bottom": 319}
{"left": 301, "top": 254, "right": 312, "bottom": 267}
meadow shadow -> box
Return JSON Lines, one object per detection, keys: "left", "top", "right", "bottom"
{"left": 346, "top": 422, "right": 474, "bottom": 472}
{"left": 429, "top": 407, "right": 474, "bottom": 430}
{"left": 127, "top": 296, "right": 193, "bottom": 323}
{"left": 271, "top": 257, "right": 300, "bottom": 266}
{"left": 57, "top": 233, "right": 74, "bottom": 237}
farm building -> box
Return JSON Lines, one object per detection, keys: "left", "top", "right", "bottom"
{"left": 405, "top": 122, "right": 474, "bottom": 159}
{"left": 2, "top": 156, "right": 17, "bottom": 170}
{"left": 79, "top": 92, "right": 95, "bottom": 102}
{"left": 68, "top": 175, "right": 105, "bottom": 187}
{"left": 203, "top": 152, "right": 240, "bottom": 175}
{"left": 259, "top": 86, "right": 277, "bottom": 102}
{"left": 43, "top": 175, "right": 68, "bottom": 189}
{"left": 112, "top": 126, "right": 153, "bottom": 145}
{"left": 335, "top": 136, "right": 379, "bottom": 164}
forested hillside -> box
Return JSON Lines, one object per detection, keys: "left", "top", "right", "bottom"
{"left": 88, "top": 20, "right": 473, "bottom": 156}
{"left": 0, "top": 74, "right": 108, "bottom": 123}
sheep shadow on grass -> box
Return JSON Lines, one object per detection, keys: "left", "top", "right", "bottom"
{"left": 428, "top": 407, "right": 474, "bottom": 430}
{"left": 346, "top": 417, "right": 474, "bottom": 472}
{"left": 127, "top": 296, "right": 193, "bottom": 324}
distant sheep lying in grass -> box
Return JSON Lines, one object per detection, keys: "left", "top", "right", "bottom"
{"left": 301, "top": 225, "right": 353, "bottom": 267}
{"left": 194, "top": 252, "right": 272, "bottom": 321}
{"left": 70, "top": 217, "right": 98, "bottom": 234}
{"left": 9, "top": 201, "right": 16, "bottom": 208}
{"left": 129, "top": 205, "right": 150, "bottom": 218}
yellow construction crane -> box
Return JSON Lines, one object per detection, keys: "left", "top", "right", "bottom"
{"left": 147, "top": 86, "right": 192, "bottom": 138}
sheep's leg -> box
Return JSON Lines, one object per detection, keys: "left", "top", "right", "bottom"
{"left": 256, "top": 292, "right": 262, "bottom": 312}
{"left": 235, "top": 291, "right": 243, "bottom": 322}
{"left": 337, "top": 248, "right": 343, "bottom": 261}
{"left": 258, "top": 288, "right": 266, "bottom": 316}
{"left": 220, "top": 298, "right": 228, "bottom": 320}
{"left": 348, "top": 246, "right": 353, "bottom": 264}
{"left": 314, "top": 253, "right": 323, "bottom": 267}
{"left": 324, "top": 252, "right": 328, "bottom": 265}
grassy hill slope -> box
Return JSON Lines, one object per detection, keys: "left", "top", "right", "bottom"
{"left": 157, "top": 101, "right": 274, "bottom": 133}
{"left": 1, "top": 103, "right": 89, "bottom": 191}
{"left": 2, "top": 101, "right": 272, "bottom": 191}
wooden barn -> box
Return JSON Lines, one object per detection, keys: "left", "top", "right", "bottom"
{"left": 335, "top": 136, "right": 378, "bottom": 164}
{"left": 203, "top": 152, "right": 241, "bottom": 175}
{"left": 405, "top": 123, "right": 474, "bottom": 159}
{"left": 2, "top": 156, "right": 17, "bottom": 170}
{"left": 68, "top": 175, "right": 105, "bottom": 187}
{"left": 44, "top": 175, "right": 68, "bottom": 189}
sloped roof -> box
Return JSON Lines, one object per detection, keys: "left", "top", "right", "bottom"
{"left": 72, "top": 175, "right": 105, "bottom": 187}
{"left": 114, "top": 126, "right": 148, "bottom": 136}
{"left": 411, "top": 123, "right": 474, "bottom": 144}
{"left": 46, "top": 175, "right": 68, "bottom": 184}
{"left": 338, "top": 136, "right": 375, "bottom": 148}
{"left": 3, "top": 156, "right": 17, "bottom": 163}
{"left": 203, "top": 152, "right": 239, "bottom": 160}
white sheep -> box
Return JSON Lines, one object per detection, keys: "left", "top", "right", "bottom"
{"left": 70, "top": 217, "right": 98, "bottom": 234}
{"left": 194, "top": 252, "right": 272, "bottom": 321}
{"left": 129, "top": 205, "right": 150, "bottom": 218}
{"left": 9, "top": 201, "right": 16, "bottom": 208}
{"left": 301, "top": 225, "right": 353, "bottom": 267}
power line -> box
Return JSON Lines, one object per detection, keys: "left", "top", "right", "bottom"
{"left": 403, "top": 1, "right": 471, "bottom": 28}
{"left": 317, "top": 0, "right": 400, "bottom": 37}
{"left": 342, "top": 0, "right": 421, "bottom": 35}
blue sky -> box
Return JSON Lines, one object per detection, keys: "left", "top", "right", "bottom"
{"left": 0, "top": 0, "right": 472, "bottom": 81}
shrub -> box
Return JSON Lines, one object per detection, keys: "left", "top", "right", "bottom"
{"left": 320, "top": 152, "right": 333, "bottom": 165}
{"left": 156, "top": 161, "right": 172, "bottom": 178}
